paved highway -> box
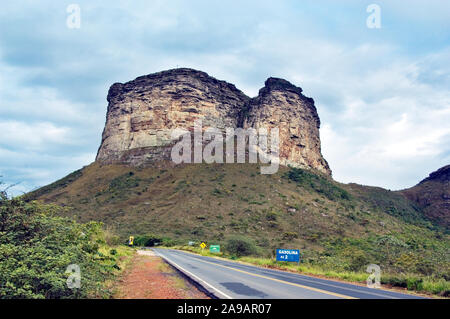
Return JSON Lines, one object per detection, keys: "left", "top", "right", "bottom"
{"left": 153, "top": 248, "right": 423, "bottom": 299}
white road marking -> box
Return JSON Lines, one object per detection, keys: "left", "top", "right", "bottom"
{"left": 155, "top": 250, "right": 233, "bottom": 299}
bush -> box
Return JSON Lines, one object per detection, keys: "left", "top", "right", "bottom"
{"left": 382, "top": 276, "right": 407, "bottom": 288}
{"left": 265, "top": 212, "right": 278, "bottom": 221}
{"left": 133, "top": 234, "right": 162, "bottom": 247}
{"left": 0, "top": 197, "right": 115, "bottom": 298}
{"left": 407, "top": 277, "right": 424, "bottom": 291}
{"left": 162, "top": 237, "right": 176, "bottom": 247}
{"left": 382, "top": 275, "right": 425, "bottom": 292}
{"left": 282, "top": 232, "right": 298, "bottom": 240}
{"left": 225, "top": 236, "right": 257, "bottom": 257}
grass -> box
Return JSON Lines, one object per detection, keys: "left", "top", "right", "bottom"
{"left": 157, "top": 261, "right": 172, "bottom": 273}
{"left": 170, "top": 276, "right": 188, "bottom": 291}
{"left": 97, "top": 245, "right": 135, "bottom": 298}
{"left": 240, "top": 256, "right": 369, "bottom": 282}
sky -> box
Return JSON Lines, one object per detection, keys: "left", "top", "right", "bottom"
{"left": 0, "top": 0, "right": 449, "bottom": 195}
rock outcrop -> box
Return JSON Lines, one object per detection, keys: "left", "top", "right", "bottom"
{"left": 96, "top": 68, "right": 331, "bottom": 175}
{"left": 243, "top": 77, "right": 330, "bottom": 174}
{"left": 418, "top": 165, "right": 450, "bottom": 184}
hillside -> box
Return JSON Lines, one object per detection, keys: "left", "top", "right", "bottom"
{"left": 401, "top": 165, "right": 450, "bottom": 228}
{"left": 23, "top": 162, "right": 449, "bottom": 281}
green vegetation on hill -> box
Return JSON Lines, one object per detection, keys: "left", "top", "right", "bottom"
{"left": 284, "top": 167, "right": 351, "bottom": 201}
{"left": 401, "top": 165, "right": 450, "bottom": 228}
{"left": 24, "top": 162, "right": 450, "bottom": 296}
{"left": 0, "top": 192, "right": 133, "bottom": 299}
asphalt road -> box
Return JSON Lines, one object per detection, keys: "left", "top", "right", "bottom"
{"left": 153, "top": 248, "right": 423, "bottom": 299}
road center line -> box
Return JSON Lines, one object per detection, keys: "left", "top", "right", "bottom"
{"left": 166, "top": 250, "right": 356, "bottom": 299}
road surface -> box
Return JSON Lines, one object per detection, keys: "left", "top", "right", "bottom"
{"left": 153, "top": 248, "right": 423, "bottom": 299}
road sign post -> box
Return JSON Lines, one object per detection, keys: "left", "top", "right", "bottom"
{"left": 200, "top": 242, "right": 206, "bottom": 253}
{"left": 128, "top": 236, "right": 134, "bottom": 246}
{"left": 276, "top": 249, "right": 300, "bottom": 263}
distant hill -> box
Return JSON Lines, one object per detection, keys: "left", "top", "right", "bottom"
{"left": 400, "top": 165, "right": 450, "bottom": 228}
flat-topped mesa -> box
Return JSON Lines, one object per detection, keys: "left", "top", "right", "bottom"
{"left": 96, "top": 68, "right": 331, "bottom": 175}
{"left": 96, "top": 68, "right": 249, "bottom": 165}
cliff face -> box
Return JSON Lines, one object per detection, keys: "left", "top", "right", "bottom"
{"left": 96, "top": 69, "right": 249, "bottom": 166}
{"left": 243, "top": 78, "right": 330, "bottom": 175}
{"left": 96, "top": 68, "right": 331, "bottom": 175}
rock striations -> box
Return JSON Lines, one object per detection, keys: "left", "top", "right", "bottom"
{"left": 96, "top": 68, "right": 331, "bottom": 175}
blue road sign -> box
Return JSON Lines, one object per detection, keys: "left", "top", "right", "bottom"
{"left": 276, "top": 249, "right": 300, "bottom": 262}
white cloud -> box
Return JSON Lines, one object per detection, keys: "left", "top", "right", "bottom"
{"left": 318, "top": 47, "right": 450, "bottom": 189}
{"left": 0, "top": 121, "right": 72, "bottom": 151}
{"left": 0, "top": 1, "right": 449, "bottom": 194}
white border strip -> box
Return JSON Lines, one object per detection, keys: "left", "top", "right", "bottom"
{"left": 156, "top": 250, "right": 233, "bottom": 299}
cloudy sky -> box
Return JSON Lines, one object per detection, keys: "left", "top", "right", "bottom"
{"left": 1, "top": 0, "right": 449, "bottom": 195}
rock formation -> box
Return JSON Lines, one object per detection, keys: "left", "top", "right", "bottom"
{"left": 243, "top": 77, "right": 330, "bottom": 174}
{"left": 96, "top": 68, "right": 331, "bottom": 175}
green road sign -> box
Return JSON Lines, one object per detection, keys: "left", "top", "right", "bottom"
{"left": 209, "top": 245, "right": 220, "bottom": 253}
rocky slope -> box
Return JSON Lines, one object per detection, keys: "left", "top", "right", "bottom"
{"left": 96, "top": 68, "right": 331, "bottom": 175}
{"left": 400, "top": 165, "right": 450, "bottom": 228}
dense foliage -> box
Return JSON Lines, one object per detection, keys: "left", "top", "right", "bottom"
{"left": 0, "top": 194, "right": 118, "bottom": 299}
{"left": 133, "top": 234, "right": 162, "bottom": 247}
{"left": 225, "top": 236, "right": 258, "bottom": 257}
{"left": 284, "top": 167, "right": 351, "bottom": 201}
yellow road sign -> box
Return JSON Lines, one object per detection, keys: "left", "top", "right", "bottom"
{"left": 200, "top": 242, "right": 206, "bottom": 249}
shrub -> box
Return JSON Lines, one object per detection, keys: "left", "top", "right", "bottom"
{"left": 268, "top": 221, "right": 279, "bottom": 228}
{"left": 162, "top": 237, "right": 176, "bottom": 247}
{"left": 407, "top": 277, "right": 424, "bottom": 291}
{"left": 265, "top": 212, "right": 278, "bottom": 221}
{"left": 282, "top": 232, "right": 298, "bottom": 240}
{"left": 133, "top": 234, "right": 162, "bottom": 247}
{"left": 382, "top": 276, "right": 407, "bottom": 288}
{"left": 0, "top": 197, "right": 115, "bottom": 298}
{"left": 225, "top": 236, "right": 257, "bottom": 257}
